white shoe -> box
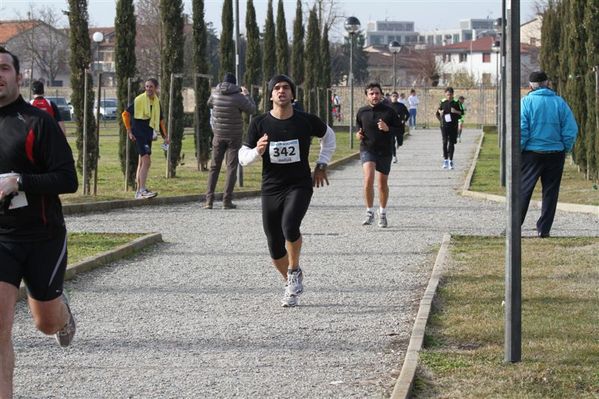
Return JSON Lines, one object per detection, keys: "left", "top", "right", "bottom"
{"left": 362, "top": 211, "right": 375, "bottom": 226}
{"left": 442, "top": 159, "right": 449, "bottom": 169}
{"left": 392, "top": 156, "right": 398, "bottom": 164}
{"left": 449, "top": 160, "right": 455, "bottom": 170}
{"left": 378, "top": 212, "right": 388, "bottom": 228}
{"left": 286, "top": 269, "right": 303, "bottom": 296}
{"left": 281, "top": 289, "right": 299, "bottom": 307}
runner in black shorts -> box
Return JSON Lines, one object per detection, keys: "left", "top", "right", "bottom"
{"left": 239, "top": 74, "right": 336, "bottom": 307}
{"left": 356, "top": 82, "right": 401, "bottom": 228}
{"left": 0, "top": 47, "right": 78, "bottom": 397}
{"left": 436, "top": 87, "right": 463, "bottom": 170}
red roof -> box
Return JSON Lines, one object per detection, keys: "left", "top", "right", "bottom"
{"left": 0, "top": 20, "right": 40, "bottom": 44}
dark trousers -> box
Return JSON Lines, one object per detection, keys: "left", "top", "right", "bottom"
{"left": 441, "top": 124, "right": 458, "bottom": 160}
{"left": 520, "top": 151, "right": 566, "bottom": 236}
{"left": 205, "top": 136, "right": 241, "bottom": 204}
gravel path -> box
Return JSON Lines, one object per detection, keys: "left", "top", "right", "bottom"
{"left": 12, "top": 129, "right": 597, "bottom": 398}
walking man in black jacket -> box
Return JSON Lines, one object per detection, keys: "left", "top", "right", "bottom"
{"left": 204, "top": 72, "right": 256, "bottom": 209}
{"left": 0, "top": 47, "right": 78, "bottom": 398}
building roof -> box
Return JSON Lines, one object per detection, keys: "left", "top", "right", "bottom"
{"left": 0, "top": 20, "right": 40, "bottom": 44}
{"left": 432, "top": 36, "right": 534, "bottom": 54}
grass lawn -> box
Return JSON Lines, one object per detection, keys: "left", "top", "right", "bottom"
{"left": 68, "top": 232, "right": 145, "bottom": 264}
{"left": 61, "top": 121, "right": 357, "bottom": 204}
{"left": 469, "top": 128, "right": 599, "bottom": 206}
{"left": 413, "top": 236, "right": 599, "bottom": 398}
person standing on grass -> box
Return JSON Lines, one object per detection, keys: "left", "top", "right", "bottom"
{"left": 204, "top": 72, "right": 256, "bottom": 210}
{"left": 0, "top": 47, "right": 78, "bottom": 398}
{"left": 30, "top": 80, "right": 66, "bottom": 135}
{"left": 239, "top": 74, "right": 335, "bottom": 307}
{"left": 121, "top": 78, "right": 169, "bottom": 199}
{"left": 436, "top": 87, "right": 463, "bottom": 170}
{"left": 520, "top": 71, "right": 578, "bottom": 238}
{"left": 356, "top": 82, "right": 401, "bottom": 228}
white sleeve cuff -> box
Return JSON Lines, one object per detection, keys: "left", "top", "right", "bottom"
{"left": 316, "top": 125, "right": 336, "bottom": 165}
{"left": 238, "top": 145, "right": 262, "bottom": 166}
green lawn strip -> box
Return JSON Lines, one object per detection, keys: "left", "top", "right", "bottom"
{"left": 68, "top": 232, "right": 146, "bottom": 264}
{"left": 61, "top": 122, "right": 358, "bottom": 204}
{"left": 413, "top": 236, "right": 599, "bottom": 398}
{"left": 469, "top": 127, "right": 599, "bottom": 206}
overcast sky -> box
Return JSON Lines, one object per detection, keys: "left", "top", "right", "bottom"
{"left": 1, "top": 0, "right": 540, "bottom": 41}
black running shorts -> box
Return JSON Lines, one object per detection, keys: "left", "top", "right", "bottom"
{"left": 0, "top": 229, "right": 68, "bottom": 301}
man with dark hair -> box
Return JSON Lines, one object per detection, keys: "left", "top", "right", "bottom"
{"left": 239, "top": 74, "right": 335, "bottom": 307}
{"left": 520, "top": 71, "right": 578, "bottom": 238}
{"left": 30, "top": 80, "right": 66, "bottom": 135}
{"left": 356, "top": 82, "right": 401, "bottom": 228}
{"left": 121, "top": 78, "right": 169, "bottom": 199}
{"left": 435, "top": 87, "right": 463, "bottom": 170}
{"left": 389, "top": 91, "right": 409, "bottom": 163}
{"left": 0, "top": 46, "right": 79, "bottom": 397}
{"left": 204, "top": 72, "right": 256, "bottom": 209}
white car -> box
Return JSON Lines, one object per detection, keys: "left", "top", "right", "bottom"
{"left": 94, "top": 98, "right": 118, "bottom": 120}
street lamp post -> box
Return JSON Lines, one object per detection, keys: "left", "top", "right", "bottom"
{"left": 92, "top": 31, "right": 104, "bottom": 195}
{"left": 345, "top": 16, "right": 361, "bottom": 149}
{"left": 388, "top": 41, "right": 401, "bottom": 92}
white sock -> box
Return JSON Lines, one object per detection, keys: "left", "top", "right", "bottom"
{"left": 367, "top": 207, "right": 374, "bottom": 214}
{"left": 379, "top": 207, "right": 386, "bottom": 215}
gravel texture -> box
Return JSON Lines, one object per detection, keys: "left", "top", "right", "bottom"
{"left": 12, "top": 129, "right": 598, "bottom": 398}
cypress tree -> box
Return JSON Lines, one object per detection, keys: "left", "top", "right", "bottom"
{"left": 67, "top": 0, "right": 97, "bottom": 193}
{"left": 244, "top": 0, "right": 261, "bottom": 101}
{"left": 263, "top": 0, "right": 276, "bottom": 80}
{"left": 275, "top": 0, "right": 289, "bottom": 75}
{"left": 115, "top": 0, "right": 137, "bottom": 187}
{"left": 564, "top": 0, "right": 587, "bottom": 172}
{"left": 304, "top": 6, "right": 320, "bottom": 114}
{"left": 320, "top": 25, "right": 331, "bottom": 122}
{"left": 539, "top": 1, "right": 561, "bottom": 91}
{"left": 220, "top": 0, "right": 234, "bottom": 80}
{"left": 290, "top": 0, "right": 304, "bottom": 88}
{"left": 584, "top": 0, "right": 599, "bottom": 180}
{"left": 160, "top": 0, "right": 185, "bottom": 177}
{"left": 192, "top": 0, "right": 212, "bottom": 171}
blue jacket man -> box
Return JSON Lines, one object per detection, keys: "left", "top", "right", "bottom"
{"left": 519, "top": 71, "right": 578, "bottom": 237}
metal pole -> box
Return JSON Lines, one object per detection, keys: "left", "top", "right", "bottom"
{"left": 234, "top": 0, "right": 243, "bottom": 187}
{"left": 393, "top": 53, "right": 397, "bottom": 92}
{"left": 505, "top": 0, "right": 522, "bottom": 364}
{"left": 82, "top": 70, "right": 89, "bottom": 195}
{"left": 349, "top": 33, "right": 354, "bottom": 149}
{"left": 166, "top": 72, "right": 175, "bottom": 178}
{"left": 93, "top": 72, "right": 102, "bottom": 195}
{"left": 125, "top": 77, "right": 131, "bottom": 191}
{"left": 500, "top": 0, "right": 507, "bottom": 187}
{"left": 194, "top": 74, "right": 201, "bottom": 171}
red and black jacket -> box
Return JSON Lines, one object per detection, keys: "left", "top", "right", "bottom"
{"left": 0, "top": 96, "right": 78, "bottom": 241}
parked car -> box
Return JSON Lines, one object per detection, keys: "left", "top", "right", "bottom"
{"left": 93, "top": 98, "right": 118, "bottom": 120}
{"left": 45, "top": 96, "right": 72, "bottom": 121}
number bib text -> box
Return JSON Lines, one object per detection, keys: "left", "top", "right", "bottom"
{"left": 269, "top": 139, "right": 300, "bottom": 164}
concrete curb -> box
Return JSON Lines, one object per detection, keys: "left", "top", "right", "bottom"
{"left": 460, "top": 131, "right": 599, "bottom": 216}
{"left": 17, "top": 232, "right": 163, "bottom": 300}
{"left": 62, "top": 151, "right": 360, "bottom": 216}
{"left": 391, "top": 233, "right": 452, "bottom": 399}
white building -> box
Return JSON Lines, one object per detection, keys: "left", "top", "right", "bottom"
{"left": 434, "top": 36, "right": 539, "bottom": 86}
{"left": 365, "top": 21, "right": 420, "bottom": 46}
{"left": 419, "top": 19, "right": 498, "bottom": 46}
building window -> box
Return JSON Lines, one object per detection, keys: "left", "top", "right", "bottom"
{"left": 459, "top": 53, "right": 467, "bottom": 62}
{"left": 482, "top": 53, "right": 491, "bottom": 63}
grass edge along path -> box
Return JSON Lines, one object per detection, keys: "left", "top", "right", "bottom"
{"left": 411, "top": 235, "right": 599, "bottom": 398}
{"left": 17, "top": 232, "right": 163, "bottom": 300}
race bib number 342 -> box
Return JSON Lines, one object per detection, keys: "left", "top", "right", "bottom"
{"left": 269, "top": 139, "right": 301, "bottom": 164}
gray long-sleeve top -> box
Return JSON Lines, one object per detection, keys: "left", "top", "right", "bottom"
{"left": 207, "top": 82, "right": 256, "bottom": 139}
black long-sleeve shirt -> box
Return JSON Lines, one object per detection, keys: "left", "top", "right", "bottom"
{"left": 0, "top": 96, "right": 78, "bottom": 241}
{"left": 356, "top": 102, "right": 401, "bottom": 156}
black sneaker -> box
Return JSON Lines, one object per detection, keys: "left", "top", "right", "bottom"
{"left": 222, "top": 202, "right": 237, "bottom": 209}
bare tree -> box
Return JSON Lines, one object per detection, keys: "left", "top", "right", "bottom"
{"left": 411, "top": 49, "right": 441, "bottom": 86}
{"left": 14, "top": 5, "right": 69, "bottom": 88}
{"left": 135, "top": 0, "right": 163, "bottom": 80}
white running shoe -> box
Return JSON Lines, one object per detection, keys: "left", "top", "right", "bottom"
{"left": 281, "top": 289, "right": 299, "bottom": 307}
{"left": 55, "top": 292, "right": 76, "bottom": 348}
{"left": 449, "top": 160, "right": 455, "bottom": 170}
{"left": 286, "top": 268, "right": 304, "bottom": 296}
{"left": 362, "top": 211, "right": 375, "bottom": 226}
{"left": 378, "top": 213, "right": 388, "bottom": 228}
{"left": 392, "top": 156, "right": 398, "bottom": 163}
{"left": 442, "top": 159, "right": 449, "bottom": 169}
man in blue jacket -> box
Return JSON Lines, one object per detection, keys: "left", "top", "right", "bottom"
{"left": 520, "top": 71, "right": 578, "bottom": 237}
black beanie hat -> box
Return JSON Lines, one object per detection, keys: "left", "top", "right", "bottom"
{"left": 32, "top": 80, "right": 44, "bottom": 95}
{"left": 529, "top": 71, "right": 548, "bottom": 83}
{"left": 268, "top": 74, "right": 296, "bottom": 98}
{"left": 223, "top": 72, "right": 236, "bottom": 85}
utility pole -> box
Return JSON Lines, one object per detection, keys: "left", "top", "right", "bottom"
{"left": 504, "top": 0, "right": 522, "bottom": 364}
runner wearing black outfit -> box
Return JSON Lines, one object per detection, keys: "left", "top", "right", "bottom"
{"left": 389, "top": 91, "right": 409, "bottom": 163}
{"left": 0, "top": 47, "right": 78, "bottom": 398}
{"left": 239, "top": 74, "right": 335, "bottom": 307}
{"left": 356, "top": 82, "right": 401, "bottom": 228}
{"left": 436, "top": 87, "right": 463, "bottom": 170}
